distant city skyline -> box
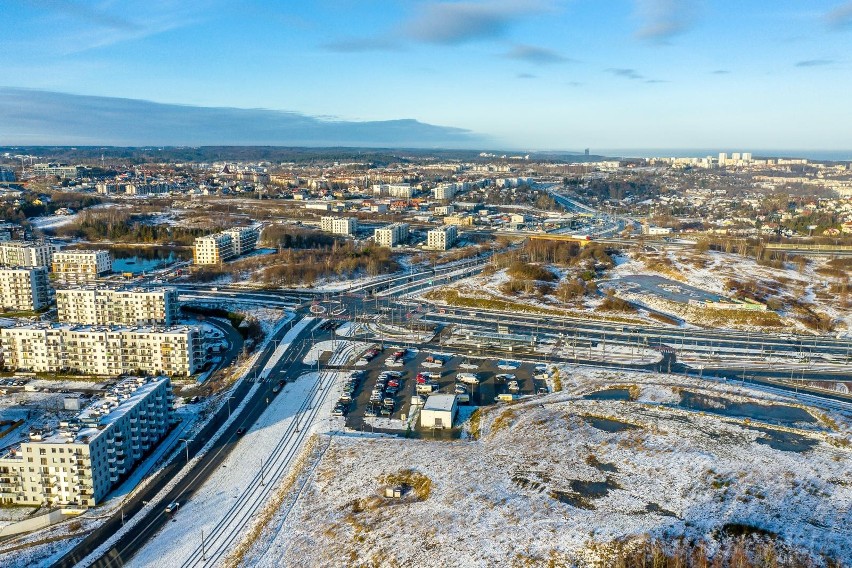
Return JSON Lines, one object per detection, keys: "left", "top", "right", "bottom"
{"left": 2, "top": 1, "right": 852, "bottom": 150}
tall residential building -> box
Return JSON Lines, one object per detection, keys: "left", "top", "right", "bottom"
{"left": 52, "top": 250, "right": 112, "bottom": 284}
{"left": 0, "top": 324, "right": 203, "bottom": 376}
{"left": 193, "top": 226, "right": 259, "bottom": 265}
{"left": 374, "top": 223, "right": 409, "bottom": 248}
{"left": 56, "top": 287, "right": 179, "bottom": 326}
{"left": 427, "top": 225, "right": 458, "bottom": 250}
{"left": 0, "top": 267, "right": 50, "bottom": 312}
{"left": 372, "top": 184, "right": 414, "bottom": 198}
{"left": 0, "top": 241, "right": 59, "bottom": 269}
{"left": 0, "top": 376, "right": 174, "bottom": 508}
{"left": 30, "top": 163, "right": 79, "bottom": 178}
{"left": 223, "top": 226, "right": 259, "bottom": 256}
{"left": 432, "top": 185, "right": 457, "bottom": 200}
{"left": 718, "top": 153, "right": 728, "bottom": 166}
{"left": 321, "top": 216, "right": 358, "bottom": 236}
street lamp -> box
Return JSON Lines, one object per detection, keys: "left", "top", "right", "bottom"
{"left": 179, "top": 438, "right": 192, "bottom": 463}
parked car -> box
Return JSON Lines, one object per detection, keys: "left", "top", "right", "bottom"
{"left": 365, "top": 405, "right": 378, "bottom": 417}
{"left": 457, "top": 372, "right": 480, "bottom": 385}
{"left": 454, "top": 383, "right": 468, "bottom": 394}
{"left": 495, "top": 373, "right": 515, "bottom": 382}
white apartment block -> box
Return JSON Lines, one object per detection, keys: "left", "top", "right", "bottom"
{"left": 374, "top": 223, "right": 409, "bottom": 248}
{"left": 372, "top": 184, "right": 414, "bottom": 198}
{"left": 427, "top": 225, "right": 458, "bottom": 250}
{"left": 0, "top": 241, "right": 59, "bottom": 269}
{"left": 321, "top": 216, "right": 358, "bottom": 236}
{"left": 432, "top": 184, "right": 457, "bottom": 200}
{"left": 194, "top": 233, "right": 234, "bottom": 265}
{"left": 0, "top": 267, "right": 50, "bottom": 312}
{"left": 52, "top": 250, "right": 112, "bottom": 284}
{"left": 0, "top": 324, "right": 203, "bottom": 377}
{"left": 193, "top": 226, "right": 259, "bottom": 265}
{"left": 30, "top": 163, "right": 79, "bottom": 178}
{"left": 223, "top": 226, "right": 259, "bottom": 256}
{"left": 0, "top": 376, "right": 173, "bottom": 508}
{"left": 56, "top": 287, "right": 179, "bottom": 326}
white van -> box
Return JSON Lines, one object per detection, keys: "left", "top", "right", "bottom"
{"left": 457, "top": 372, "right": 480, "bottom": 385}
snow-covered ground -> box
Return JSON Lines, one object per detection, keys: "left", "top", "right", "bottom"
{"left": 27, "top": 213, "right": 78, "bottom": 229}
{"left": 302, "top": 339, "right": 372, "bottom": 366}
{"left": 238, "top": 367, "right": 852, "bottom": 567}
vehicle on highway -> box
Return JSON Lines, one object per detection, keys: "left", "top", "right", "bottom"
{"left": 236, "top": 427, "right": 246, "bottom": 436}
{"left": 165, "top": 502, "right": 180, "bottom": 514}
{"left": 272, "top": 380, "right": 285, "bottom": 393}
{"left": 457, "top": 372, "right": 480, "bottom": 385}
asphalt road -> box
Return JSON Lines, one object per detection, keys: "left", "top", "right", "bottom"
{"left": 52, "top": 318, "right": 323, "bottom": 568}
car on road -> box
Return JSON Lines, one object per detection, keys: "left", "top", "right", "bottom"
{"left": 165, "top": 502, "right": 180, "bottom": 514}
{"left": 236, "top": 427, "right": 246, "bottom": 436}
{"left": 272, "top": 380, "right": 285, "bottom": 393}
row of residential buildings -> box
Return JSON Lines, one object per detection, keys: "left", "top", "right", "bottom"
{"left": 193, "top": 226, "right": 259, "bottom": 265}
{"left": 0, "top": 376, "right": 174, "bottom": 507}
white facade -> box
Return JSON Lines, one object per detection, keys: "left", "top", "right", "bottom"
{"left": 373, "top": 184, "right": 414, "bottom": 198}
{"left": 52, "top": 250, "right": 112, "bottom": 284}
{"left": 0, "top": 241, "right": 59, "bottom": 269}
{"left": 427, "top": 225, "right": 457, "bottom": 250}
{"left": 0, "top": 377, "right": 173, "bottom": 508}
{"left": 193, "top": 227, "right": 259, "bottom": 265}
{"left": 420, "top": 394, "right": 458, "bottom": 429}
{"left": 0, "top": 324, "right": 203, "bottom": 376}
{"left": 432, "top": 184, "right": 457, "bottom": 200}
{"left": 0, "top": 267, "right": 50, "bottom": 312}
{"left": 56, "top": 287, "right": 179, "bottom": 326}
{"left": 374, "top": 223, "right": 409, "bottom": 248}
{"left": 321, "top": 216, "right": 358, "bottom": 236}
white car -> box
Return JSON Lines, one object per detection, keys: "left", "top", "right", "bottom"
{"left": 165, "top": 502, "right": 180, "bottom": 514}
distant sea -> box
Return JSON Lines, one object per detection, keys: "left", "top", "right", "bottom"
{"left": 594, "top": 149, "right": 852, "bottom": 162}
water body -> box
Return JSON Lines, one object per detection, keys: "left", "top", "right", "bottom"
{"left": 583, "top": 388, "right": 632, "bottom": 401}
{"left": 678, "top": 391, "right": 816, "bottom": 426}
{"left": 112, "top": 250, "right": 185, "bottom": 274}
{"left": 747, "top": 426, "right": 818, "bottom": 453}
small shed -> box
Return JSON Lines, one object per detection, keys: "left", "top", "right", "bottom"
{"left": 420, "top": 394, "right": 458, "bottom": 429}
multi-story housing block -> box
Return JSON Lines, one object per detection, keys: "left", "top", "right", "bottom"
{"left": 374, "top": 223, "right": 409, "bottom": 248}
{"left": 193, "top": 226, "right": 259, "bottom": 265}
{"left": 52, "top": 250, "right": 112, "bottom": 284}
{"left": 0, "top": 241, "right": 59, "bottom": 269}
{"left": 427, "top": 225, "right": 458, "bottom": 250}
{"left": 0, "top": 267, "right": 50, "bottom": 311}
{"left": 0, "top": 324, "right": 203, "bottom": 376}
{"left": 56, "top": 287, "right": 178, "bottom": 326}
{"left": 0, "top": 376, "right": 173, "bottom": 508}
{"left": 321, "top": 216, "right": 358, "bottom": 236}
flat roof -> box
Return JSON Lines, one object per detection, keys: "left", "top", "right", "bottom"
{"left": 423, "top": 394, "right": 457, "bottom": 412}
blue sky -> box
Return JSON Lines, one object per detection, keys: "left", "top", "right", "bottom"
{"left": 3, "top": 0, "right": 852, "bottom": 150}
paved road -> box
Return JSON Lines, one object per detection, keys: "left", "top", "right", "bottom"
{"left": 52, "top": 318, "right": 325, "bottom": 568}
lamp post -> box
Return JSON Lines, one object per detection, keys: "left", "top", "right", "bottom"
{"left": 179, "top": 438, "right": 192, "bottom": 463}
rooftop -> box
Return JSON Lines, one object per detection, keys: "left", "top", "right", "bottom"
{"left": 423, "top": 394, "right": 457, "bottom": 412}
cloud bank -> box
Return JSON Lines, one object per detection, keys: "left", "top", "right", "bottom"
{"left": 0, "top": 88, "right": 486, "bottom": 148}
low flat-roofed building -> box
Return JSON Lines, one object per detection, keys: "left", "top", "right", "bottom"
{"left": 420, "top": 394, "right": 458, "bottom": 429}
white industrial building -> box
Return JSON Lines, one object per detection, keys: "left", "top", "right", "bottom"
{"left": 0, "top": 267, "right": 50, "bottom": 311}
{"left": 0, "top": 241, "right": 59, "bottom": 269}
{"left": 52, "top": 250, "right": 112, "bottom": 284}
{"left": 374, "top": 223, "right": 409, "bottom": 248}
{"left": 0, "top": 324, "right": 203, "bottom": 377}
{"left": 420, "top": 394, "right": 458, "bottom": 429}
{"left": 426, "top": 225, "right": 458, "bottom": 250}
{"left": 0, "top": 376, "right": 174, "bottom": 507}
{"left": 321, "top": 216, "right": 358, "bottom": 236}
{"left": 56, "top": 287, "right": 179, "bottom": 326}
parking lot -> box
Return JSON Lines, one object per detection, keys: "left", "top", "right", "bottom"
{"left": 338, "top": 343, "right": 549, "bottom": 436}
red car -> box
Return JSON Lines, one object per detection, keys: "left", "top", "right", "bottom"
{"left": 416, "top": 374, "right": 428, "bottom": 384}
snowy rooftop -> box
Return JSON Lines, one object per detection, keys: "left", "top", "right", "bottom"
{"left": 423, "top": 394, "right": 456, "bottom": 412}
